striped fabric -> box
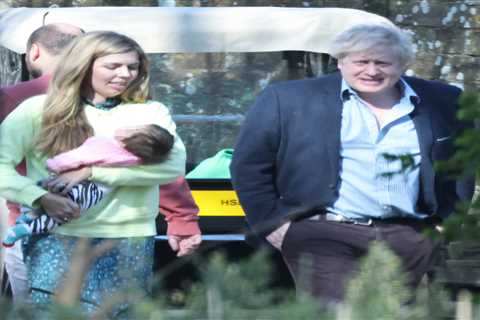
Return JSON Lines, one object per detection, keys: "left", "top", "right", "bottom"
{"left": 3, "top": 181, "right": 112, "bottom": 247}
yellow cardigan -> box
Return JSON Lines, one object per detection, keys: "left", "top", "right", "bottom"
{"left": 0, "top": 94, "right": 186, "bottom": 238}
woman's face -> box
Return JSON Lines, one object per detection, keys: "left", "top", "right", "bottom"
{"left": 86, "top": 51, "right": 140, "bottom": 103}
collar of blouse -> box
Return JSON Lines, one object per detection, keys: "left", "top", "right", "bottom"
{"left": 81, "top": 97, "right": 122, "bottom": 111}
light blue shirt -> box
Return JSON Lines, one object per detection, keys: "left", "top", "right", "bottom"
{"left": 327, "top": 78, "right": 428, "bottom": 220}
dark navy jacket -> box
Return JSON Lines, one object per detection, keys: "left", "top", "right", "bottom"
{"left": 230, "top": 72, "right": 474, "bottom": 237}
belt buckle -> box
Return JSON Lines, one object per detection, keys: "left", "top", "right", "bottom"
{"left": 325, "top": 212, "right": 373, "bottom": 226}
{"left": 353, "top": 219, "right": 373, "bottom": 226}
{"left": 325, "top": 213, "right": 373, "bottom": 226}
{"left": 325, "top": 213, "right": 344, "bottom": 222}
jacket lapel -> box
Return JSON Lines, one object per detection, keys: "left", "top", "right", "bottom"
{"left": 411, "top": 99, "right": 433, "bottom": 159}
{"left": 318, "top": 74, "right": 343, "bottom": 177}
{"left": 409, "top": 91, "right": 435, "bottom": 213}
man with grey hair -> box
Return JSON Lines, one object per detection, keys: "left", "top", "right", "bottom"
{"left": 231, "top": 23, "right": 473, "bottom": 304}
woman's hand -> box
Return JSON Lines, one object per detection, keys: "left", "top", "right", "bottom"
{"left": 39, "top": 193, "right": 81, "bottom": 223}
{"left": 43, "top": 167, "right": 92, "bottom": 195}
{"left": 167, "top": 234, "right": 202, "bottom": 257}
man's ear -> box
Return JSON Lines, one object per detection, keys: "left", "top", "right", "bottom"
{"left": 337, "top": 58, "right": 344, "bottom": 71}
{"left": 27, "top": 43, "right": 41, "bottom": 63}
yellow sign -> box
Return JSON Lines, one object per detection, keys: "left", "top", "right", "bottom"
{"left": 191, "top": 190, "right": 245, "bottom": 216}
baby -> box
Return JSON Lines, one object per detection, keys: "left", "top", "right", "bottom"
{"left": 3, "top": 124, "right": 174, "bottom": 247}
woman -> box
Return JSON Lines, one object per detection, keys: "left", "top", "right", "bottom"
{"left": 0, "top": 31, "right": 186, "bottom": 316}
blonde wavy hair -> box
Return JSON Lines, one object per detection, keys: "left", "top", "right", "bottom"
{"left": 37, "top": 31, "right": 150, "bottom": 156}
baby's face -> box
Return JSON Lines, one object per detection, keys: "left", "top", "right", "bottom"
{"left": 114, "top": 125, "right": 148, "bottom": 141}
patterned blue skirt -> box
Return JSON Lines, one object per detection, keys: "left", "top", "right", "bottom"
{"left": 23, "top": 234, "right": 154, "bottom": 318}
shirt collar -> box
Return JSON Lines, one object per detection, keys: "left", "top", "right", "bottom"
{"left": 399, "top": 78, "right": 420, "bottom": 105}
{"left": 82, "top": 97, "right": 122, "bottom": 111}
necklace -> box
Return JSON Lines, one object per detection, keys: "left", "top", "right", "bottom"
{"left": 82, "top": 97, "right": 121, "bottom": 110}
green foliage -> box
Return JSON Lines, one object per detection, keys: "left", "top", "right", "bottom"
{"left": 440, "top": 201, "right": 480, "bottom": 242}
{"left": 183, "top": 250, "right": 320, "bottom": 319}
{"left": 381, "top": 152, "right": 419, "bottom": 178}
{"left": 1, "top": 249, "right": 321, "bottom": 319}
{"left": 434, "top": 92, "right": 480, "bottom": 242}
{"left": 0, "top": 298, "right": 12, "bottom": 320}
{"left": 407, "top": 280, "right": 453, "bottom": 320}
{"left": 437, "top": 91, "right": 480, "bottom": 178}
{"left": 0, "top": 242, "right": 475, "bottom": 319}
{"left": 344, "top": 241, "right": 411, "bottom": 320}
{"left": 342, "top": 241, "right": 457, "bottom": 320}
{"left": 46, "top": 304, "right": 88, "bottom": 320}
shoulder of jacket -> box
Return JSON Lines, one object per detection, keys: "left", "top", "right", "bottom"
{"left": 2, "top": 76, "right": 49, "bottom": 95}
{"left": 265, "top": 72, "right": 341, "bottom": 94}
{"left": 403, "top": 76, "right": 461, "bottom": 94}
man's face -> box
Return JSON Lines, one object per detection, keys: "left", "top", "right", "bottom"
{"left": 337, "top": 47, "right": 404, "bottom": 98}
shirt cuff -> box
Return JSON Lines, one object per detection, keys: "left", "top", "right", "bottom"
{"left": 166, "top": 219, "right": 201, "bottom": 236}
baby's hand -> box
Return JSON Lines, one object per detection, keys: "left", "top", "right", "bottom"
{"left": 43, "top": 167, "right": 92, "bottom": 195}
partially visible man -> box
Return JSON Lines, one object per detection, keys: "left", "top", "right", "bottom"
{"left": 1, "top": 23, "right": 82, "bottom": 120}
{"left": 1, "top": 23, "right": 83, "bottom": 303}
{"left": 231, "top": 23, "right": 473, "bottom": 305}
{"left": 1, "top": 23, "right": 201, "bottom": 303}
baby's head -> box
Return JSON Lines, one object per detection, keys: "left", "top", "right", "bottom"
{"left": 115, "top": 124, "right": 174, "bottom": 164}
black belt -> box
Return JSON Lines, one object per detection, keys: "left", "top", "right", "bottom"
{"left": 309, "top": 212, "right": 432, "bottom": 227}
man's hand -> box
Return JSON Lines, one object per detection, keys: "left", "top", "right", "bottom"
{"left": 266, "top": 221, "right": 291, "bottom": 250}
{"left": 39, "top": 193, "right": 80, "bottom": 223}
{"left": 43, "top": 167, "right": 92, "bottom": 195}
{"left": 168, "top": 234, "right": 202, "bottom": 257}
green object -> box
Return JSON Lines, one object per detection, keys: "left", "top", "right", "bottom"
{"left": 187, "top": 149, "right": 233, "bottom": 179}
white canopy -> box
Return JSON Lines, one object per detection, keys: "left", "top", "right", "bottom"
{"left": 0, "top": 6, "right": 392, "bottom": 54}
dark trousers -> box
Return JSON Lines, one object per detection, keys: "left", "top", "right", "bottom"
{"left": 280, "top": 218, "right": 438, "bottom": 303}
